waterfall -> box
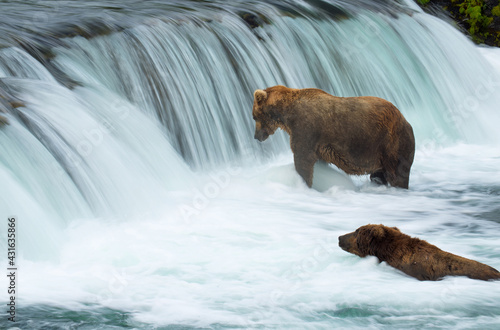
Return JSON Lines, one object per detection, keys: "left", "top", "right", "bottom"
{"left": 50, "top": 3, "right": 500, "bottom": 168}
{"left": 1, "top": 2, "right": 500, "bottom": 327}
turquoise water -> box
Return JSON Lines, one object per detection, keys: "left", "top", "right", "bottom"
{"left": 1, "top": 0, "right": 500, "bottom": 328}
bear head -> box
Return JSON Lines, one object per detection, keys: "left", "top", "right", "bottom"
{"left": 252, "top": 86, "right": 289, "bottom": 141}
{"left": 338, "top": 224, "right": 401, "bottom": 257}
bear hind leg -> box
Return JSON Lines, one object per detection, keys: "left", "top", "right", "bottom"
{"left": 390, "top": 154, "right": 413, "bottom": 189}
{"left": 388, "top": 174, "right": 409, "bottom": 189}
{"left": 380, "top": 152, "right": 411, "bottom": 189}
{"left": 386, "top": 162, "right": 410, "bottom": 189}
{"left": 370, "top": 171, "right": 388, "bottom": 186}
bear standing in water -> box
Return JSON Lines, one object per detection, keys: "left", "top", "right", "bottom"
{"left": 339, "top": 224, "right": 500, "bottom": 281}
{"left": 252, "top": 85, "right": 415, "bottom": 188}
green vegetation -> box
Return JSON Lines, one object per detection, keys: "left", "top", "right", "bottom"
{"left": 492, "top": 5, "right": 500, "bottom": 16}
{"left": 417, "top": 0, "right": 500, "bottom": 47}
{"left": 455, "top": 0, "right": 492, "bottom": 40}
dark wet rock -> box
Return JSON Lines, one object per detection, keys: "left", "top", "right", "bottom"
{"left": 239, "top": 12, "right": 267, "bottom": 29}
{"left": 0, "top": 79, "right": 26, "bottom": 126}
{"left": 14, "top": 39, "right": 82, "bottom": 89}
{"left": 302, "top": 0, "right": 350, "bottom": 19}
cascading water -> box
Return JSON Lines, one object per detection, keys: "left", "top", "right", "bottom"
{"left": 50, "top": 5, "right": 500, "bottom": 167}
{"left": 1, "top": 0, "right": 500, "bottom": 328}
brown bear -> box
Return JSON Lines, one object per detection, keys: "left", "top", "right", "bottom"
{"left": 339, "top": 224, "right": 500, "bottom": 281}
{"left": 252, "top": 85, "right": 415, "bottom": 188}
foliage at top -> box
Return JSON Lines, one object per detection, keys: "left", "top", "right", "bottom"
{"left": 418, "top": 0, "right": 500, "bottom": 47}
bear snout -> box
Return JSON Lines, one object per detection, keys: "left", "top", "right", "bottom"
{"left": 254, "top": 129, "right": 269, "bottom": 142}
{"left": 339, "top": 233, "right": 365, "bottom": 257}
{"left": 338, "top": 234, "right": 352, "bottom": 251}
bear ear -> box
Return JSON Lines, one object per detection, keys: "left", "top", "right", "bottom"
{"left": 254, "top": 89, "right": 267, "bottom": 105}
{"left": 370, "top": 225, "right": 386, "bottom": 239}
{"left": 392, "top": 226, "right": 401, "bottom": 232}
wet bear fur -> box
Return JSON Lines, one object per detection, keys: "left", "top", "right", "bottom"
{"left": 339, "top": 224, "right": 500, "bottom": 281}
{"left": 252, "top": 85, "right": 415, "bottom": 188}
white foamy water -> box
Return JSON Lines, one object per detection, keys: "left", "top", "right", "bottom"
{"left": 13, "top": 144, "right": 500, "bottom": 328}
{"left": 0, "top": 1, "right": 500, "bottom": 328}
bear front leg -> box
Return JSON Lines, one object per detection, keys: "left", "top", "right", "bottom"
{"left": 293, "top": 151, "right": 317, "bottom": 188}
